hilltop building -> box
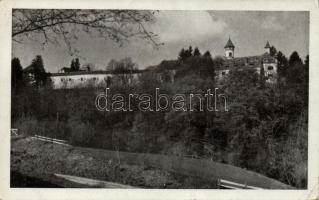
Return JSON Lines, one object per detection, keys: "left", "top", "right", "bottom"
{"left": 23, "top": 37, "right": 277, "bottom": 89}
{"left": 49, "top": 70, "right": 146, "bottom": 89}
{"left": 215, "top": 38, "right": 277, "bottom": 83}
{"left": 224, "top": 37, "right": 235, "bottom": 59}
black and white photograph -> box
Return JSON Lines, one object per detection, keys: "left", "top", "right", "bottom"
{"left": 1, "top": 0, "right": 319, "bottom": 199}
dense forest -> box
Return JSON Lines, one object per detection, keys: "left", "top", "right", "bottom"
{"left": 11, "top": 46, "right": 308, "bottom": 188}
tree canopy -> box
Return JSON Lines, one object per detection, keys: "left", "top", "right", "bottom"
{"left": 70, "top": 58, "right": 81, "bottom": 71}
{"left": 11, "top": 57, "right": 24, "bottom": 94}
{"left": 193, "top": 47, "right": 201, "bottom": 56}
{"left": 30, "top": 55, "right": 48, "bottom": 88}
{"left": 289, "top": 51, "right": 303, "bottom": 65}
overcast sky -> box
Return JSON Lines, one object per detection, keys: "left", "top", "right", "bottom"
{"left": 12, "top": 11, "right": 309, "bottom": 73}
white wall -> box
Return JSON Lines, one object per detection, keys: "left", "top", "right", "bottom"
{"left": 50, "top": 74, "right": 113, "bottom": 89}
{"left": 225, "top": 48, "right": 234, "bottom": 59}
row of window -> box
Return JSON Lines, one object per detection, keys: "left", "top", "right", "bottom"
{"left": 222, "top": 66, "right": 274, "bottom": 71}
{"left": 219, "top": 66, "right": 274, "bottom": 76}
{"left": 60, "top": 77, "right": 99, "bottom": 82}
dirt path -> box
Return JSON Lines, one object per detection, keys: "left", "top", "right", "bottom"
{"left": 54, "top": 173, "right": 137, "bottom": 188}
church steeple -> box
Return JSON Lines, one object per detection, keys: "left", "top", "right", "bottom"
{"left": 265, "top": 41, "right": 271, "bottom": 54}
{"left": 224, "top": 36, "right": 235, "bottom": 59}
{"left": 225, "top": 37, "right": 235, "bottom": 48}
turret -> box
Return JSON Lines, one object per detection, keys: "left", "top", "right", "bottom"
{"left": 265, "top": 41, "right": 271, "bottom": 54}
{"left": 224, "top": 37, "right": 235, "bottom": 59}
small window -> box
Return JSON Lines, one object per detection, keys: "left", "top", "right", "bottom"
{"left": 93, "top": 77, "right": 97, "bottom": 81}
{"left": 222, "top": 71, "right": 226, "bottom": 76}
{"left": 81, "top": 78, "right": 83, "bottom": 81}
{"left": 69, "top": 78, "right": 72, "bottom": 81}
{"left": 268, "top": 66, "right": 274, "bottom": 70}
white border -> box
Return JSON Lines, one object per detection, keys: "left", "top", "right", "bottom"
{"left": 0, "top": 0, "right": 318, "bottom": 199}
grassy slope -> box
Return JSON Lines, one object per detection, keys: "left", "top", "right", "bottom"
{"left": 11, "top": 136, "right": 217, "bottom": 188}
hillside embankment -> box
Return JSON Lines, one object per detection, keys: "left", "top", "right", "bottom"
{"left": 11, "top": 136, "right": 217, "bottom": 188}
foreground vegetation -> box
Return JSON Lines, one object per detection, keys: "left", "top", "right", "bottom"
{"left": 11, "top": 137, "right": 218, "bottom": 188}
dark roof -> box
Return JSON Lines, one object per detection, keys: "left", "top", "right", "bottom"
{"left": 216, "top": 53, "right": 276, "bottom": 70}
{"left": 59, "top": 67, "right": 73, "bottom": 72}
{"left": 224, "top": 38, "right": 235, "bottom": 48}
{"left": 144, "top": 60, "right": 180, "bottom": 72}
{"left": 158, "top": 60, "right": 180, "bottom": 70}
{"left": 145, "top": 65, "right": 158, "bottom": 71}
{"left": 23, "top": 65, "right": 34, "bottom": 72}
{"left": 265, "top": 41, "right": 271, "bottom": 48}
{"left": 261, "top": 53, "right": 276, "bottom": 63}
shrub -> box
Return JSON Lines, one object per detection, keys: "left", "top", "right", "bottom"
{"left": 12, "top": 115, "right": 39, "bottom": 136}
{"left": 69, "top": 120, "right": 95, "bottom": 146}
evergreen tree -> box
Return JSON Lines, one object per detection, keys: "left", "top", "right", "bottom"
{"left": 178, "top": 48, "right": 187, "bottom": 61}
{"left": 259, "top": 66, "right": 266, "bottom": 88}
{"left": 286, "top": 51, "right": 307, "bottom": 85}
{"left": 11, "top": 57, "right": 24, "bottom": 94}
{"left": 70, "top": 59, "right": 75, "bottom": 71}
{"left": 75, "top": 58, "right": 80, "bottom": 71}
{"left": 193, "top": 47, "right": 201, "bottom": 56}
{"left": 304, "top": 55, "right": 309, "bottom": 66}
{"left": 30, "top": 55, "right": 47, "bottom": 88}
{"left": 276, "top": 51, "right": 288, "bottom": 77}
{"left": 270, "top": 46, "right": 277, "bottom": 57}
{"left": 203, "top": 51, "right": 212, "bottom": 58}
{"left": 186, "top": 46, "right": 193, "bottom": 58}
{"left": 178, "top": 46, "right": 198, "bottom": 61}
{"left": 289, "top": 51, "right": 303, "bottom": 65}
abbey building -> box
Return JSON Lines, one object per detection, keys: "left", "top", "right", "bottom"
{"left": 24, "top": 38, "right": 278, "bottom": 89}
{"left": 215, "top": 38, "right": 277, "bottom": 83}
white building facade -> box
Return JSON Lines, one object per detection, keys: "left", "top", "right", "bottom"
{"left": 50, "top": 72, "right": 113, "bottom": 89}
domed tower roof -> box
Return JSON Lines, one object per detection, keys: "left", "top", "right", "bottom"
{"left": 265, "top": 41, "right": 271, "bottom": 48}
{"left": 224, "top": 37, "right": 235, "bottom": 48}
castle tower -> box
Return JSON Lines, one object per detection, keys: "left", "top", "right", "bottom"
{"left": 224, "top": 37, "right": 235, "bottom": 59}
{"left": 265, "top": 41, "right": 271, "bottom": 54}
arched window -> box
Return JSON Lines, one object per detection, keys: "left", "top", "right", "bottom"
{"left": 229, "top": 52, "right": 232, "bottom": 57}
{"left": 268, "top": 66, "right": 274, "bottom": 70}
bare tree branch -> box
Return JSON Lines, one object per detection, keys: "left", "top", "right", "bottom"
{"left": 12, "top": 9, "right": 161, "bottom": 54}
